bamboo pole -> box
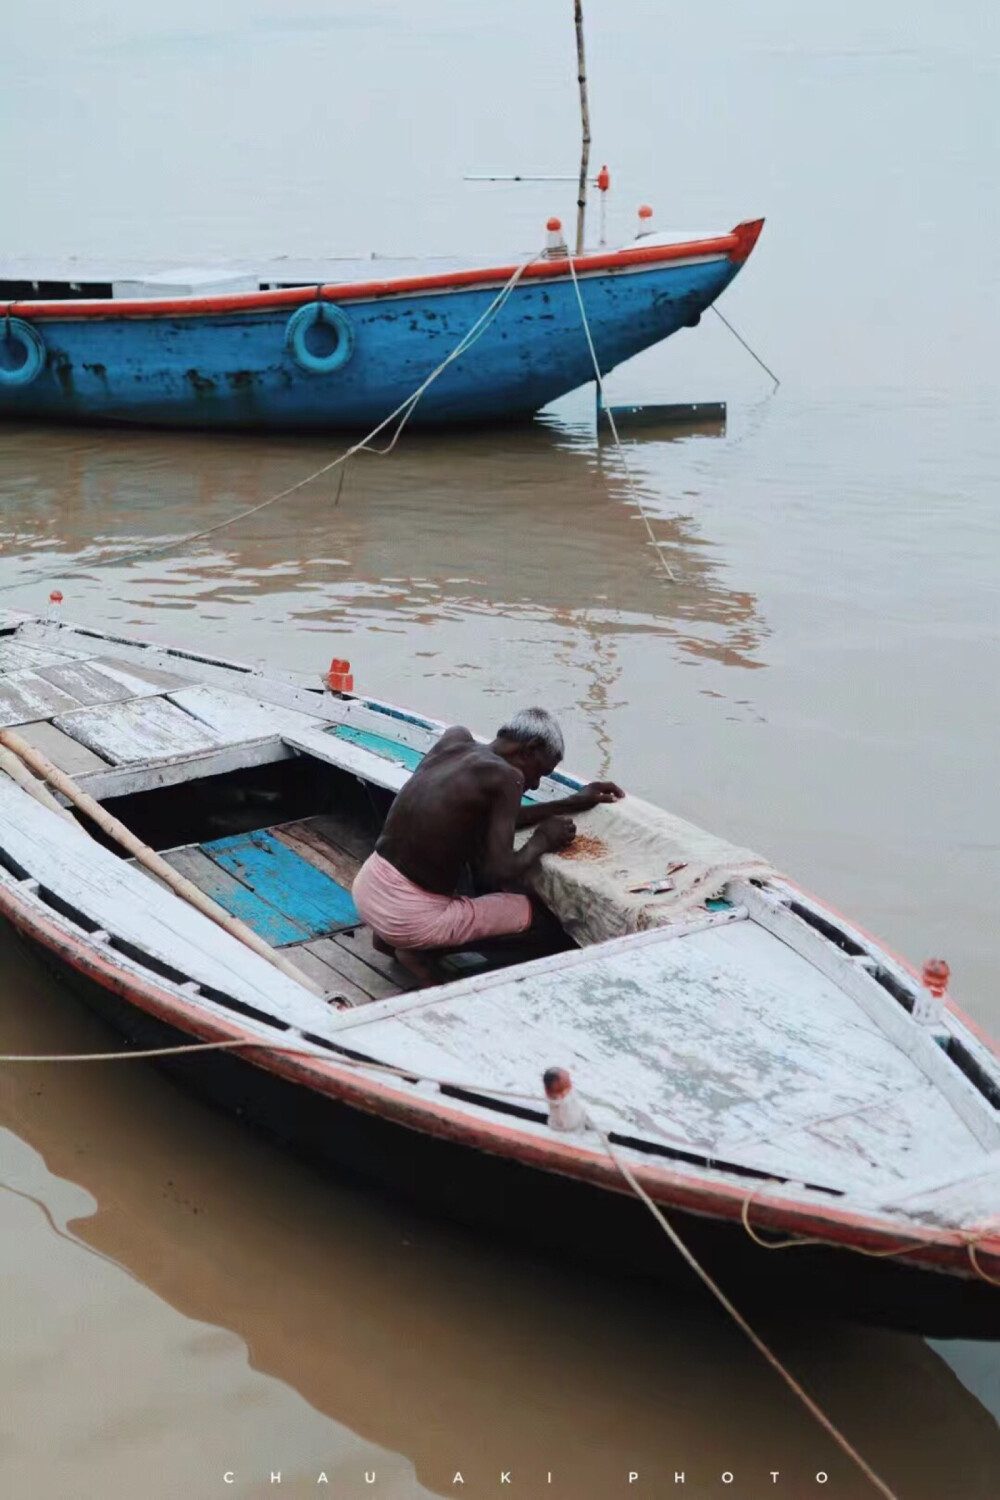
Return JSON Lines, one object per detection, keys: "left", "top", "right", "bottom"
{"left": 0, "top": 729, "right": 326, "bottom": 998}
{"left": 0, "top": 745, "right": 80, "bottom": 825}
{"left": 574, "top": 0, "right": 592, "bottom": 255}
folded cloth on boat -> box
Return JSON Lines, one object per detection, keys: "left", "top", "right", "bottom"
{"left": 352, "top": 851, "right": 532, "bottom": 951}
{"left": 519, "top": 794, "right": 774, "bottom": 946}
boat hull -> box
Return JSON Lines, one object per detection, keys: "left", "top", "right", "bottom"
{"left": 18, "top": 926, "right": 1000, "bottom": 1340}
{"left": 0, "top": 237, "right": 755, "bottom": 431}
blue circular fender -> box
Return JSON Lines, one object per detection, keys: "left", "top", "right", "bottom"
{"left": 284, "top": 301, "right": 355, "bottom": 375}
{"left": 0, "top": 317, "right": 46, "bottom": 387}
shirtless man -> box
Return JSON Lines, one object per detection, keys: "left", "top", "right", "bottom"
{"left": 352, "top": 707, "right": 623, "bottom": 975}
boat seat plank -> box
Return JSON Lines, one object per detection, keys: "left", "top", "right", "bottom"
{"left": 160, "top": 845, "right": 311, "bottom": 948}
{"left": 53, "top": 696, "right": 224, "bottom": 765}
{"left": 304, "top": 935, "right": 402, "bottom": 1001}
{"left": 330, "top": 926, "right": 418, "bottom": 991}
{"left": 345, "top": 921, "right": 986, "bottom": 1190}
{"left": 14, "top": 719, "right": 110, "bottom": 776}
{"left": 0, "top": 778, "right": 331, "bottom": 1028}
{"left": 169, "top": 683, "right": 332, "bottom": 742}
{"left": 201, "top": 830, "right": 360, "bottom": 936}
{"left": 281, "top": 945, "right": 370, "bottom": 1007}
{"left": 328, "top": 724, "right": 427, "bottom": 772}
{"left": 0, "top": 640, "right": 93, "bottom": 672}
{"left": 282, "top": 725, "right": 410, "bottom": 794}
{"left": 97, "top": 656, "right": 195, "bottom": 692}
{"left": 35, "top": 658, "right": 165, "bottom": 708}
{"left": 0, "top": 670, "right": 86, "bottom": 727}
{"left": 272, "top": 820, "right": 363, "bottom": 890}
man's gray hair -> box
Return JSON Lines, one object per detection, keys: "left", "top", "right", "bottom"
{"left": 497, "top": 707, "right": 565, "bottom": 761}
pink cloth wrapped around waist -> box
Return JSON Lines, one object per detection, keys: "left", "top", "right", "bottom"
{"left": 352, "top": 851, "right": 532, "bottom": 951}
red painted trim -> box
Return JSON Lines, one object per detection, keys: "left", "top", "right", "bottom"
{"left": 1, "top": 872, "right": 994, "bottom": 1283}
{"left": 2, "top": 221, "right": 763, "bottom": 324}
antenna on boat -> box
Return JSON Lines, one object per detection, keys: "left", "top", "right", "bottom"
{"left": 573, "top": 0, "right": 592, "bottom": 254}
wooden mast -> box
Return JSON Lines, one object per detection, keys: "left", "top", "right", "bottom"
{"left": 574, "top": 0, "right": 591, "bottom": 255}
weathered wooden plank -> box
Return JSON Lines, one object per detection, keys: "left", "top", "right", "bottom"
{"left": 329, "top": 724, "right": 426, "bottom": 772}
{"left": 14, "top": 719, "right": 110, "bottom": 776}
{"left": 36, "top": 659, "right": 162, "bottom": 708}
{"left": 306, "top": 935, "right": 401, "bottom": 1000}
{"left": 304, "top": 811, "right": 375, "bottom": 863}
{"left": 97, "top": 656, "right": 195, "bottom": 692}
{"left": 331, "top": 926, "right": 417, "bottom": 991}
{"left": 0, "top": 640, "right": 89, "bottom": 671}
{"left": 282, "top": 725, "right": 410, "bottom": 794}
{"left": 76, "top": 738, "right": 291, "bottom": 801}
{"left": 169, "top": 684, "right": 326, "bottom": 743}
{"left": 54, "top": 696, "right": 224, "bottom": 765}
{"left": 283, "top": 944, "right": 371, "bottom": 1007}
{"left": 161, "top": 846, "right": 310, "bottom": 948}
{"left": 202, "top": 830, "right": 360, "bottom": 935}
{"left": 272, "top": 820, "right": 362, "bottom": 889}
{"left": 0, "top": 671, "right": 85, "bottom": 727}
{"left": 0, "top": 777, "right": 330, "bottom": 1028}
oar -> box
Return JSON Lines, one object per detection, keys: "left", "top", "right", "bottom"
{"left": 0, "top": 744, "right": 80, "bottom": 826}
{"left": 0, "top": 729, "right": 326, "bottom": 999}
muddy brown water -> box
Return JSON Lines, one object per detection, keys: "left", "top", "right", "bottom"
{"left": 2, "top": 0, "right": 999, "bottom": 1495}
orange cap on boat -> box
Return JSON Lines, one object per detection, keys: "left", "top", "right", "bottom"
{"left": 49, "top": 589, "right": 63, "bottom": 604}
{"left": 922, "top": 958, "right": 950, "bottom": 997}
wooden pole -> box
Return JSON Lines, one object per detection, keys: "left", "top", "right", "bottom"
{"left": 0, "top": 729, "right": 326, "bottom": 998}
{"left": 0, "top": 746, "right": 79, "bottom": 825}
{"left": 574, "top": 0, "right": 592, "bottom": 255}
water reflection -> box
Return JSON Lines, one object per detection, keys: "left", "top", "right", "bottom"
{"left": 1, "top": 927, "right": 998, "bottom": 1500}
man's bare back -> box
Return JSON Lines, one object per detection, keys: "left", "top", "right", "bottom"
{"left": 376, "top": 717, "right": 624, "bottom": 898}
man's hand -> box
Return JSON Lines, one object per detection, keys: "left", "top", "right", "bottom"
{"left": 532, "top": 815, "right": 577, "bottom": 854}
{"left": 574, "top": 780, "right": 625, "bottom": 811}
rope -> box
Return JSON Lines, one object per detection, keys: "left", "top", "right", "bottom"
{"left": 564, "top": 253, "right": 678, "bottom": 584}
{"left": 590, "top": 1118, "right": 900, "bottom": 1500}
{"left": 0, "top": 1034, "right": 545, "bottom": 1102}
{"left": 0, "top": 254, "right": 540, "bottom": 600}
{"left": 709, "top": 304, "right": 781, "bottom": 391}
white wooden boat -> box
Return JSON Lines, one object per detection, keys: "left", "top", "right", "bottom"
{"left": 0, "top": 607, "right": 997, "bottom": 1336}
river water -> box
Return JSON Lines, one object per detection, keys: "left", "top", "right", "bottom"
{"left": 1, "top": 2, "right": 998, "bottom": 1497}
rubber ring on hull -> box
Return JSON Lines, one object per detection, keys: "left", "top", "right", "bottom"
{"left": 285, "top": 301, "right": 354, "bottom": 375}
{"left": 0, "top": 317, "right": 46, "bottom": 387}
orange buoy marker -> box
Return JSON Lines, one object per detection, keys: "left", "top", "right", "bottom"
{"left": 914, "top": 957, "right": 950, "bottom": 1027}
{"left": 596, "top": 165, "right": 610, "bottom": 246}
{"left": 324, "top": 657, "right": 354, "bottom": 694}
{"left": 545, "top": 216, "right": 568, "bottom": 258}
{"left": 637, "top": 203, "right": 654, "bottom": 237}
{"left": 543, "top": 1066, "right": 586, "bottom": 1132}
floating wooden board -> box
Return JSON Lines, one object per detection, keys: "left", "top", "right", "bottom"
{"left": 0, "top": 670, "right": 85, "bottom": 727}
{"left": 54, "top": 696, "right": 224, "bottom": 765}
{"left": 272, "top": 819, "right": 363, "bottom": 890}
{"left": 169, "top": 683, "right": 327, "bottom": 742}
{"left": 161, "top": 845, "right": 310, "bottom": 948}
{"left": 14, "top": 719, "right": 110, "bottom": 776}
{"left": 202, "top": 830, "right": 360, "bottom": 936}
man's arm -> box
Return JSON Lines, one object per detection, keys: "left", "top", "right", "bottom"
{"left": 514, "top": 780, "right": 625, "bottom": 829}
{"left": 482, "top": 772, "right": 577, "bottom": 886}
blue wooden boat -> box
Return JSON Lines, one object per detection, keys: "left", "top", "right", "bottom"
{"left": 0, "top": 221, "right": 762, "bottom": 431}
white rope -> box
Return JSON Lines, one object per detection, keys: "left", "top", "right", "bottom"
{"left": 590, "top": 1118, "right": 901, "bottom": 1500}
{"left": 0, "top": 253, "right": 541, "bottom": 597}
{"left": 565, "top": 253, "right": 677, "bottom": 583}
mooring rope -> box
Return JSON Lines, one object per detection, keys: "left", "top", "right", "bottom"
{"left": 709, "top": 304, "right": 781, "bottom": 391}
{"left": 565, "top": 252, "right": 678, "bottom": 583}
{"left": 589, "top": 1118, "right": 901, "bottom": 1500}
{"left": 0, "top": 253, "right": 541, "bottom": 600}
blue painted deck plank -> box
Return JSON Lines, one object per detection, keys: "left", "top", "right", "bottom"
{"left": 329, "top": 723, "right": 541, "bottom": 805}
{"left": 162, "top": 846, "right": 309, "bottom": 947}
{"left": 329, "top": 723, "right": 426, "bottom": 770}
{"left": 203, "top": 830, "right": 360, "bottom": 935}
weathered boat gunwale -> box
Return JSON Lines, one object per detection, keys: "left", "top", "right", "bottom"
{"left": 0, "top": 224, "right": 762, "bottom": 323}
